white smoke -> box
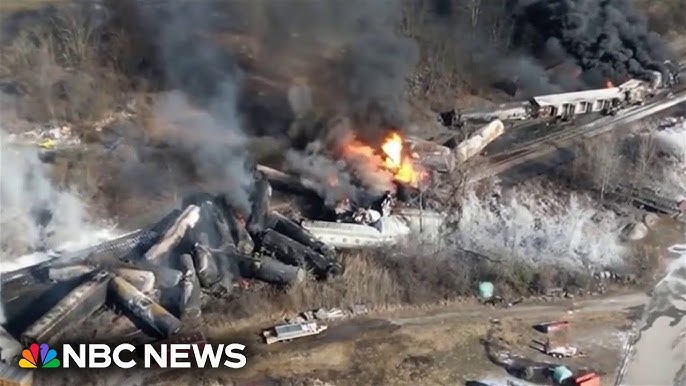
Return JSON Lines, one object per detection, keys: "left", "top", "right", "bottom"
{"left": 450, "top": 182, "right": 629, "bottom": 270}
{"left": 0, "top": 128, "right": 112, "bottom": 324}
{"left": 0, "top": 130, "right": 92, "bottom": 256}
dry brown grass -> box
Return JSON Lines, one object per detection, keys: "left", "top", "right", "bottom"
{"left": 0, "top": 3, "right": 139, "bottom": 125}
{"left": 0, "top": 0, "right": 64, "bottom": 13}
{"left": 636, "top": 0, "right": 686, "bottom": 37}
{"left": 204, "top": 253, "right": 400, "bottom": 330}
{"left": 202, "top": 246, "right": 607, "bottom": 334}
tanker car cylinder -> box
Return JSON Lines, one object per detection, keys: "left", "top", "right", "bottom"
{"left": 108, "top": 275, "right": 182, "bottom": 338}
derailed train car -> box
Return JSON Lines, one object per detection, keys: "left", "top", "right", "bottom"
{"left": 439, "top": 71, "right": 670, "bottom": 128}
{"left": 528, "top": 78, "right": 656, "bottom": 120}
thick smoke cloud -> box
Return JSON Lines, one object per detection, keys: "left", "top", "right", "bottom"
{"left": 123, "top": 0, "right": 419, "bottom": 207}
{"left": 515, "top": 0, "right": 674, "bottom": 87}
{"left": 252, "top": 0, "right": 419, "bottom": 199}
{"left": 135, "top": 1, "right": 254, "bottom": 213}
{"left": 428, "top": 0, "right": 674, "bottom": 96}
{"left": 108, "top": 0, "right": 672, "bottom": 202}
{"left": 243, "top": 0, "right": 420, "bottom": 142}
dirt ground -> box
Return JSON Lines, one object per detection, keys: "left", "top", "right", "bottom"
{"left": 212, "top": 293, "right": 640, "bottom": 386}
{"left": 44, "top": 293, "right": 644, "bottom": 386}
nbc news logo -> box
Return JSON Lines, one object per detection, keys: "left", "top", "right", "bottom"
{"left": 16, "top": 342, "right": 246, "bottom": 369}
{"left": 18, "top": 343, "right": 60, "bottom": 369}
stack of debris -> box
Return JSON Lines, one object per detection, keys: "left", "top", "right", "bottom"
{"left": 1, "top": 172, "right": 344, "bottom": 349}
{"left": 1, "top": 129, "right": 455, "bottom": 354}
{"left": 6, "top": 126, "right": 81, "bottom": 149}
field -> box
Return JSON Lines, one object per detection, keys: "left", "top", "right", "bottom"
{"left": 44, "top": 293, "right": 645, "bottom": 386}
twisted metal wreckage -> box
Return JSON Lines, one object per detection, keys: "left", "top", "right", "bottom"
{"left": 1, "top": 68, "right": 683, "bottom": 363}
{"left": 0, "top": 158, "right": 448, "bottom": 360}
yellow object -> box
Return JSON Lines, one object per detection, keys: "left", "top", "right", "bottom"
{"left": 38, "top": 139, "right": 55, "bottom": 149}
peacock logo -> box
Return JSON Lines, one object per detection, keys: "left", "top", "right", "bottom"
{"left": 18, "top": 343, "right": 61, "bottom": 369}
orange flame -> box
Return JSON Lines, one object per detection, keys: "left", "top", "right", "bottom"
{"left": 340, "top": 131, "right": 424, "bottom": 187}
{"left": 338, "top": 132, "right": 425, "bottom": 187}
{"left": 380, "top": 132, "right": 421, "bottom": 185}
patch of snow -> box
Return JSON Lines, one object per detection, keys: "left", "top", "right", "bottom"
{"left": 644, "top": 116, "right": 686, "bottom": 199}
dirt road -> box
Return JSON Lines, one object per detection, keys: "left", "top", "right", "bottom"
{"left": 46, "top": 292, "right": 643, "bottom": 386}
{"left": 390, "top": 293, "right": 648, "bottom": 327}
{"left": 203, "top": 293, "right": 646, "bottom": 386}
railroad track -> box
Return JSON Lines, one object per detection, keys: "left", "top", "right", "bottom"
{"left": 469, "top": 88, "right": 686, "bottom": 183}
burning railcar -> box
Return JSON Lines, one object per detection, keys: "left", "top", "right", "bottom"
{"left": 0, "top": 117, "right": 454, "bottom": 352}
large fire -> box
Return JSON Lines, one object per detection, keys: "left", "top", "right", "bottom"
{"left": 341, "top": 131, "right": 423, "bottom": 187}
{"left": 380, "top": 132, "right": 421, "bottom": 185}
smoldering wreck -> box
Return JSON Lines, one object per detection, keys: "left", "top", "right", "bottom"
{"left": 3, "top": 68, "right": 686, "bottom": 358}
{"left": 0, "top": 126, "right": 464, "bottom": 355}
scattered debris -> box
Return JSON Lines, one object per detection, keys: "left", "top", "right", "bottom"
{"left": 547, "top": 344, "right": 586, "bottom": 359}
{"left": 284, "top": 305, "right": 368, "bottom": 325}
{"left": 350, "top": 304, "right": 368, "bottom": 315}
{"left": 573, "top": 372, "right": 600, "bottom": 386}
{"left": 7, "top": 126, "right": 80, "bottom": 148}
{"left": 619, "top": 221, "right": 649, "bottom": 241}
{"left": 313, "top": 307, "right": 346, "bottom": 321}
{"left": 534, "top": 321, "right": 570, "bottom": 334}
{"left": 532, "top": 339, "right": 586, "bottom": 359}
{"left": 552, "top": 366, "right": 574, "bottom": 384}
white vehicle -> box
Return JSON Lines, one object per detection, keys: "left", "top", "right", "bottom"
{"left": 545, "top": 343, "right": 586, "bottom": 358}
{"left": 263, "top": 322, "right": 328, "bottom": 345}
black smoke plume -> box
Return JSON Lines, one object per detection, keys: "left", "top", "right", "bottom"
{"left": 100, "top": 0, "right": 420, "bottom": 204}
{"left": 132, "top": 1, "right": 254, "bottom": 213}
{"left": 514, "top": 0, "right": 675, "bottom": 87}
{"left": 423, "top": 0, "right": 675, "bottom": 96}
{"left": 238, "top": 0, "right": 420, "bottom": 144}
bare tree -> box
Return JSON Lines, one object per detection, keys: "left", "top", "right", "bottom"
{"left": 634, "top": 122, "right": 658, "bottom": 185}
{"left": 593, "top": 138, "right": 622, "bottom": 201}
{"left": 462, "top": 0, "right": 483, "bottom": 31}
